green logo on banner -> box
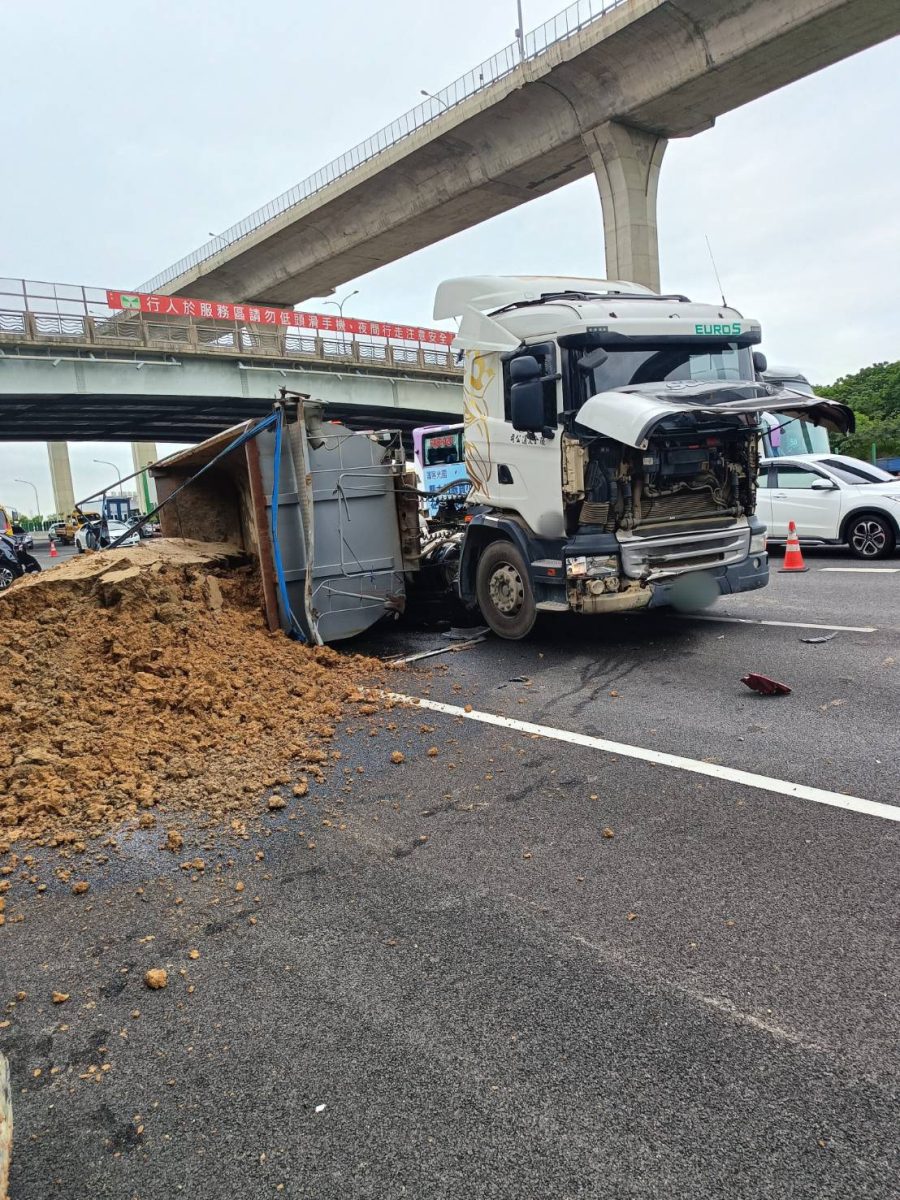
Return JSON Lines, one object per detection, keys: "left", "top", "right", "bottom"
{"left": 120, "top": 294, "right": 141, "bottom": 309}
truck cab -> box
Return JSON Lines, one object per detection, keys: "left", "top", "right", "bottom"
{"left": 434, "top": 276, "right": 852, "bottom": 638}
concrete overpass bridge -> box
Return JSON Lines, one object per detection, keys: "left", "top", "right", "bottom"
{"left": 0, "top": 280, "right": 462, "bottom": 513}
{"left": 138, "top": 0, "right": 900, "bottom": 302}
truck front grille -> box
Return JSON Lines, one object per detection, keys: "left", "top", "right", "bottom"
{"left": 618, "top": 524, "right": 751, "bottom": 580}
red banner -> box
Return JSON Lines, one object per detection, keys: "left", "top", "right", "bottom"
{"left": 106, "top": 289, "right": 454, "bottom": 345}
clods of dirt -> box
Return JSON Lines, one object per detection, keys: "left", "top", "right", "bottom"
{"left": 0, "top": 540, "right": 384, "bottom": 848}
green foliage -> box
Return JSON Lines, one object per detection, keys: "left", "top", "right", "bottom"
{"left": 816, "top": 361, "right": 900, "bottom": 462}
{"left": 816, "top": 361, "right": 900, "bottom": 420}
{"left": 834, "top": 415, "right": 900, "bottom": 462}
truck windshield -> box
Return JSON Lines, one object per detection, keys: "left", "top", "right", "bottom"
{"left": 582, "top": 342, "right": 753, "bottom": 399}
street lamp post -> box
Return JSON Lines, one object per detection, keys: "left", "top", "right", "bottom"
{"left": 209, "top": 230, "right": 229, "bottom": 248}
{"left": 515, "top": 0, "right": 526, "bottom": 60}
{"left": 93, "top": 459, "right": 123, "bottom": 490}
{"left": 14, "top": 479, "right": 40, "bottom": 521}
{"left": 323, "top": 290, "right": 359, "bottom": 353}
{"left": 420, "top": 89, "right": 450, "bottom": 112}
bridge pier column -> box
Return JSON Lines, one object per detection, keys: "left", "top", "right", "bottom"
{"left": 47, "top": 442, "right": 75, "bottom": 516}
{"left": 583, "top": 121, "right": 668, "bottom": 293}
{"left": 131, "top": 442, "right": 159, "bottom": 511}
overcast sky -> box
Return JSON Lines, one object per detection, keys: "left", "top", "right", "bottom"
{"left": 1, "top": 1, "right": 899, "bottom": 513}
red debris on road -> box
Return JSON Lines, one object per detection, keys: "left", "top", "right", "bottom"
{"left": 741, "top": 672, "right": 792, "bottom": 696}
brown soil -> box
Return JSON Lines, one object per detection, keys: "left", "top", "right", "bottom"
{"left": 0, "top": 540, "right": 384, "bottom": 849}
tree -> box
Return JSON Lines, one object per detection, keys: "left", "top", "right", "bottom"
{"left": 816, "top": 361, "right": 900, "bottom": 461}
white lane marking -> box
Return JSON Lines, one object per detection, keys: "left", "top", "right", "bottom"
{"left": 679, "top": 614, "right": 876, "bottom": 633}
{"left": 565, "top": 930, "right": 828, "bottom": 1053}
{"left": 820, "top": 567, "right": 900, "bottom": 574}
{"left": 388, "top": 694, "right": 900, "bottom": 824}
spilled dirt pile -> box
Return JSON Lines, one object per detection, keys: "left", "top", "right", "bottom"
{"left": 0, "top": 541, "right": 383, "bottom": 848}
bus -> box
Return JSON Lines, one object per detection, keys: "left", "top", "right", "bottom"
{"left": 412, "top": 424, "right": 469, "bottom": 518}
{"left": 760, "top": 367, "right": 830, "bottom": 457}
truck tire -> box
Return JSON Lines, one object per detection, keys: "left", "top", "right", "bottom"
{"left": 475, "top": 539, "right": 537, "bottom": 640}
{"left": 846, "top": 513, "right": 895, "bottom": 559}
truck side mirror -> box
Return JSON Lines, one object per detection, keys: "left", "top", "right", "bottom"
{"left": 509, "top": 355, "right": 546, "bottom": 433}
{"left": 752, "top": 350, "right": 768, "bottom": 375}
{"left": 577, "top": 347, "right": 609, "bottom": 373}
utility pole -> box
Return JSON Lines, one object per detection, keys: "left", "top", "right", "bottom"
{"left": 516, "top": 0, "right": 526, "bottom": 61}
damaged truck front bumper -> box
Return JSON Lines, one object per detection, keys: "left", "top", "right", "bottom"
{"left": 562, "top": 518, "right": 768, "bottom": 614}
{"left": 646, "top": 551, "right": 769, "bottom": 607}
{"left": 565, "top": 551, "right": 768, "bottom": 614}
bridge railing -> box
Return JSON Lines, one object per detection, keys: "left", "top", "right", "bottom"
{"left": 0, "top": 305, "right": 462, "bottom": 374}
{"left": 138, "top": 0, "right": 629, "bottom": 293}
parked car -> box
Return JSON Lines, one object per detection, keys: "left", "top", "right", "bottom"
{"left": 0, "top": 531, "right": 40, "bottom": 589}
{"left": 10, "top": 523, "right": 33, "bottom": 551}
{"left": 74, "top": 519, "right": 141, "bottom": 553}
{"left": 757, "top": 453, "right": 900, "bottom": 559}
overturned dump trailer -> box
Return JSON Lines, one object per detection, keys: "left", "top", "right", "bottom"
{"left": 151, "top": 402, "right": 421, "bottom": 643}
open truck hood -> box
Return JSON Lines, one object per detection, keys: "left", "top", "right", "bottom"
{"left": 576, "top": 381, "right": 854, "bottom": 449}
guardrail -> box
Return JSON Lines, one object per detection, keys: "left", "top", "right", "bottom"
{"left": 138, "top": 0, "right": 629, "bottom": 293}
{"left": 0, "top": 308, "right": 461, "bottom": 374}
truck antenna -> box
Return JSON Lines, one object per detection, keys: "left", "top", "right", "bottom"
{"left": 705, "top": 235, "right": 728, "bottom": 308}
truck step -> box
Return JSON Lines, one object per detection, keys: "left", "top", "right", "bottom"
{"left": 531, "top": 559, "right": 563, "bottom": 569}
{"left": 535, "top": 600, "right": 569, "bottom": 612}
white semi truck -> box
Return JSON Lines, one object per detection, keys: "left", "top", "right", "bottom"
{"left": 143, "top": 277, "right": 853, "bottom": 645}
{"left": 434, "top": 276, "right": 853, "bottom": 638}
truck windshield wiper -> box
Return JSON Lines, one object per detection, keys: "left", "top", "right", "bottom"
{"left": 491, "top": 291, "right": 607, "bottom": 314}
{"left": 491, "top": 290, "right": 693, "bottom": 315}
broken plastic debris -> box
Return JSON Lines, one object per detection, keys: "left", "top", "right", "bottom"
{"left": 741, "top": 673, "right": 792, "bottom": 696}
{"left": 314, "top": 1103, "right": 326, "bottom": 1114}
{"left": 800, "top": 632, "right": 838, "bottom": 644}
{"left": 442, "top": 625, "right": 489, "bottom": 642}
{"left": 497, "top": 675, "right": 531, "bottom": 689}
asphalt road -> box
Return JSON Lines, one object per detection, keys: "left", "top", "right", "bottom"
{"left": 2, "top": 547, "right": 898, "bottom": 1199}
{"left": 22, "top": 533, "right": 80, "bottom": 571}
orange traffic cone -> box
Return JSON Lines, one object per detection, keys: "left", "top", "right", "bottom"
{"left": 779, "top": 520, "right": 808, "bottom": 573}
{"left": 49, "top": 537, "right": 58, "bottom": 558}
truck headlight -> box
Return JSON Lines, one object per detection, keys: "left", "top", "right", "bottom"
{"left": 567, "top": 555, "right": 619, "bottom": 579}
{"left": 749, "top": 532, "right": 767, "bottom": 554}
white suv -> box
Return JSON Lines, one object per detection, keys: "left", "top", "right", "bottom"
{"left": 757, "top": 453, "right": 900, "bottom": 559}
{"left": 74, "top": 519, "right": 141, "bottom": 553}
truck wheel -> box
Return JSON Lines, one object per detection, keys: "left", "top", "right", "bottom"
{"left": 847, "top": 513, "right": 895, "bottom": 559}
{"left": 475, "top": 540, "right": 537, "bottom": 640}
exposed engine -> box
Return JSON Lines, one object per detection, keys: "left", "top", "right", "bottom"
{"left": 567, "top": 414, "right": 758, "bottom": 534}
